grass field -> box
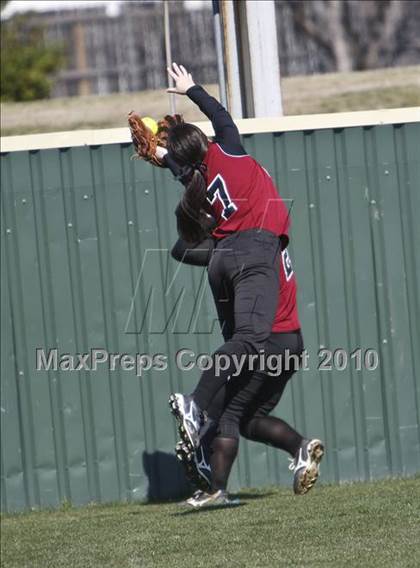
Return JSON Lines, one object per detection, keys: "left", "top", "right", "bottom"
{"left": 1, "top": 478, "right": 419, "bottom": 568}
{"left": 1, "top": 65, "right": 419, "bottom": 136}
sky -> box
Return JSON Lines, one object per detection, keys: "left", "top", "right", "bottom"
{"left": 1, "top": 0, "right": 208, "bottom": 19}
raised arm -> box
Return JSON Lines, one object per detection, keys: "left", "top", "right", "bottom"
{"left": 167, "top": 62, "right": 245, "bottom": 154}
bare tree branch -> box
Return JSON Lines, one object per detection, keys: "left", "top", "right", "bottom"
{"left": 328, "top": 0, "right": 353, "bottom": 71}
{"left": 286, "top": 1, "right": 334, "bottom": 57}
{"left": 362, "top": 0, "right": 404, "bottom": 69}
{"left": 284, "top": 0, "right": 410, "bottom": 72}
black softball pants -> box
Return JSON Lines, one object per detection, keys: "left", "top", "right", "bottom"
{"left": 190, "top": 229, "right": 282, "bottom": 412}
{"left": 214, "top": 330, "right": 304, "bottom": 439}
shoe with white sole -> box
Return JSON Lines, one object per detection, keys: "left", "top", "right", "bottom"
{"left": 289, "top": 438, "right": 324, "bottom": 495}
{"left": 184, "top": 489, "right": 240, "bottom": 509}
{"left": 169, "top": 393, "right": 205, "bottom": 451}
{"left": 184, "top": 490, "right": 205, "bottom": 507}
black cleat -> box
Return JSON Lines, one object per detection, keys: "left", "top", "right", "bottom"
{"left": 176, "top": 440, "right": 212, "bottom": 492}
{"left": 169, "top": 393, "right": 205, "bottom": 451}
{"left": 289, "top": 438, "right": 325, "bottom": 495}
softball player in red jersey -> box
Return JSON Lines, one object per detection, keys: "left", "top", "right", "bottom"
{"left": 171, "top": 237, "right": 324, "bottom": 507}
{"left": 159, "top": 64, "right": 323, "bottom": 502}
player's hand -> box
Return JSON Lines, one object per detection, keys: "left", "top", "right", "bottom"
{"left": 166, "top": 62, "right": 195, "bottom": 95}
{"left": 155, "top": 145, "right": 168, "bottom": 160}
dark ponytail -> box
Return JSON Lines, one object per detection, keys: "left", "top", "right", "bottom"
{"left": 175, "top": 169, "right": 211, "bottom": 242}
{"left": 167, "top": 123, "right": 214, "bottom": 243}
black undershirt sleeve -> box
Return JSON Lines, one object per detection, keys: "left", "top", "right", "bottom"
{"left": 162, "top": 85, "right": 246, "bottom": 177}
{"left": 163, "top": 153, "right": 183, "bottom": 179}
{"left": 186, "top": 85, "right": 246, "bottom": 156}
{"left": 171, "top": 236, "right": 215, "bottom": 267}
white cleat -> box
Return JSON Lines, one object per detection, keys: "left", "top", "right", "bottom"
{"left": 289, "top": 438, "right": 325, "bottom": 495}
{"left": 184, "top": 489, "right": 240, "bottom": 509}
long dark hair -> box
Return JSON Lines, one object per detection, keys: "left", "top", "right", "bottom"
{"left": 167, "top": 123, "right": 213, "bottom": 242}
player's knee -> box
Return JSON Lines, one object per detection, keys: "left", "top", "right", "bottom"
{"left": 218, "top": 420, "right": 240, "bottom": 440}
{"left": 170, "top": 241, "right": 184, "bottom": 262}
{"left": 239, "top": 418, "right": 256, "bottom": 440}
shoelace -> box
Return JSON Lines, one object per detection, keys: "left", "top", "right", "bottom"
{"left": 288, "top": 458, "right": 297, "bottom": 471}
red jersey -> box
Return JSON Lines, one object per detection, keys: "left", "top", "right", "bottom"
{"left": 272, "top": 248, "right": 301, "bottom": 332}
{"left": 204, "top": 143, "right": 290, "bottom": 241}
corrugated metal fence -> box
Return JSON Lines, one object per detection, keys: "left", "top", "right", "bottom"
{"left": 1, "top": 114, "right": 419, "bottom": 512}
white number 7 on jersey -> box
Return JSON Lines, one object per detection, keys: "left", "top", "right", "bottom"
{"left": 207, "top": 174, "right": 238, "bottom": 220}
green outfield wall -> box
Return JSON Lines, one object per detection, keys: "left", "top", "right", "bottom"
{"left": 1, "top": 109, "right": 419, "bottom": 512}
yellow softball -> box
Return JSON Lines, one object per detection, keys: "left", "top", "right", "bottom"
{"left": 142, "top": 116, "right": 158, "bottom": 135}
